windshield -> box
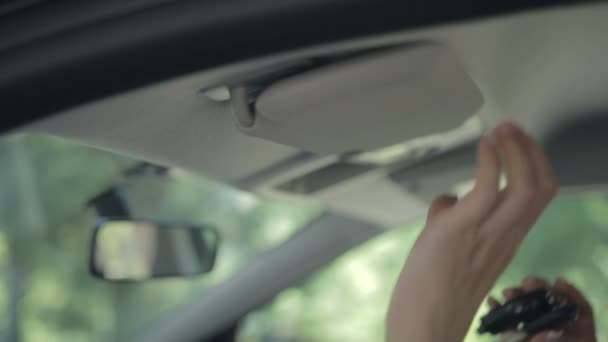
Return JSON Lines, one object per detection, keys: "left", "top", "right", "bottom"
{"left": 239, "top": 193, "right": 608, "bottom": 341}
{"left": 0, "top": 134, "right": 322, "bottom": 341}
{"left": 3, "top": 134, "right": 607, "bottom": 342}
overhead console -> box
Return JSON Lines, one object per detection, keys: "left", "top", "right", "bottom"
{"left": 249, "top": 123, "right": 482, "bottom": 228}
{"left": 230, "top": 43, "right": 483, "bottom": 155}
{"left": 226, "top": 43, "right": 485, "bottom": 227}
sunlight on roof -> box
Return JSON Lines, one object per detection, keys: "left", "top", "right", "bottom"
{"left": 351, "top": 115, "right": 482, "bottom": 165}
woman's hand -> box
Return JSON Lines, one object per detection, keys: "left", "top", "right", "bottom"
{"left": 386, "top": 122, "right": 559, "bottom": 342}
{"left": 488, "top": 276, "right": 596, "bottom": 342}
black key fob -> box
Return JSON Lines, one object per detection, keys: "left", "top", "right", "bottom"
{"left": 479, "top": 289, "right": 551, "bottom": 334}
{"left": 524, "top": 304, "right": 578, "bottom": 335}
{"left": 478, "top": 288, "right": 578, "bottom": 336}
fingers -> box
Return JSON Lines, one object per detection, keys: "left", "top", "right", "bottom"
{"left": 481, "top": 123, "right": 558, "bottom": 236}
{"left": 426, "top": 194, "right": 458, "bottom": 221}
{"left": 490, "top": 276, "right": 550, "bottom": 308}
{"left": 487, "top": 296, "right": 500, "bottom": 309}
{"left": 487, "top": 124, "right": 538, "bottom": 230}
{"left": 453, "top": 122, "right": 557, "bottom": 233}
{"left": 498, "top": 277, "right": 595, "bottom": 339}
{"left": 522, "top": 276, "right": 550, "bottom": 292}
{"left": 553, "top": 278, "right": 594, "bottom": 319}
{"left": 484, "top": 289, "right": 524, "bottom": 311}
{"left": 518, "top": 131, "right": 560, "bottom": 201}
{"left": 499, "top": 123, "right": 538, "bottom": 199}
{"left": 493, "top": 277, "right": 594, "bottom": 341}
{"left": 455, "top": 135, "right": 501, "bottom": 224}
{"left": 554, "top": 279, "right": 589, "bottom": 306}
{"left": 502, "top": 287, "right": 524, "bottom": 301}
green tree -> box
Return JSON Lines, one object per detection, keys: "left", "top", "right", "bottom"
{"left": 0, "top": 133, "right": 321, "bottom": 342}
{"left": 240, "top": 195, "right": 608, "bottom": 342}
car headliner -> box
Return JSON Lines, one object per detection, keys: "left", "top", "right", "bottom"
{"left": 23, "top": 2, "right": 608, "bottom": 202}
{"left": 0, "top": 0, "right": 587, "bottom": 132}
{"left": 4, "top": 1, "right": 608, "bottom": 340}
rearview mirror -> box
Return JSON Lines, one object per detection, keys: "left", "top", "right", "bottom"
{"left": 90, "top": 218, "right": 219, "bottom": 281}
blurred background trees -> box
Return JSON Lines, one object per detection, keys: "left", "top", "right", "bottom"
{"left": 0, "top": 134, "right": 319, "bottom": 341}
{"left": 0, "top": 134, "right": 606, "bottom": 341}
{"left": 240, "top": 194, "right": 608, "bottom": 342}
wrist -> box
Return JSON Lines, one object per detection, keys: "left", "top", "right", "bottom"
{"left": 386, "top": 292, "right": 480, "bottom": 342}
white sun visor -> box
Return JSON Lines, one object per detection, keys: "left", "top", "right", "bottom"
{"left": 231, "top": 43, "right": 483, "bottom": 154}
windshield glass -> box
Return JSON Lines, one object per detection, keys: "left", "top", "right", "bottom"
{"left": 0, "top": 134, "right": 322, "bottom": 341}
{"left": 239, "top": 193, "right": 608, "bottom": 341}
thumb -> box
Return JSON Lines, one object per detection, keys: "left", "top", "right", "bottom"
{"left": 427, "top": 195, "right": 458, "bottom": 221}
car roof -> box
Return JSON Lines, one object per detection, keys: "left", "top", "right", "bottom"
{"left": 3, "top": 1, "right": 608, "bottom": 340}
{"left": 18, "top": 1, "right": 608, "bottom": 223}
{"left": 0, "top": 0, "right": 588, "bottom": 132}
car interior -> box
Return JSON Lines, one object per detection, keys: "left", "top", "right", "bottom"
{"left": 1, "top": 1, "right": 608, "bottom": 341}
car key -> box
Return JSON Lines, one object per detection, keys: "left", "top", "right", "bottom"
{"left": 478, "top": 288, "right": 578, "bottom": 336}
{"left": 478, "top": 289, "right": 551, "bottom": 334}
{"left": 524, "top": 304, "right": 578, "bottom": 335}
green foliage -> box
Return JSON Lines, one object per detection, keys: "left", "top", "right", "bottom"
{"left": 0, "top": 134, "right": 321, "bottom": 342}
{"left": 1, "top": 133, "right": 607, "bottom": 342}
{"left": 240, "top": 195, "right": 608, "bottom": 342}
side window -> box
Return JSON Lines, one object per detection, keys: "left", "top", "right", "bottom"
{"left": 0, "top": 134, "right": 322, "bottom": 342}
{"left": 239, "top": 194, "right": 608, "bottom": 342}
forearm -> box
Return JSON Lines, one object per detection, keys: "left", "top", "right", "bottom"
{"left": 386, "top": 123, "right": 559, "bottom": 342}
{"left": 386, "top": 283, "right": 482, "bottom": 342}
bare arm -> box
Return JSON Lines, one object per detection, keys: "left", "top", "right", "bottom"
{"left": 386, "top": 122, "right": 559, "bottom": 341}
